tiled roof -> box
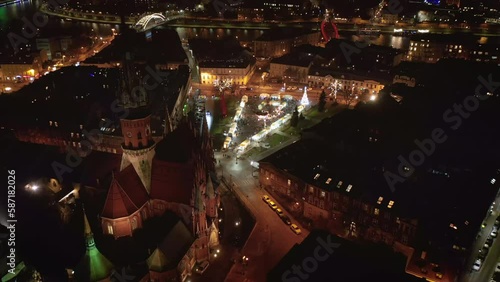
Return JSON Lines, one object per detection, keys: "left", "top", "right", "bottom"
{"left": 101, "top": 165, "right": 149, "bottom": 218}
{"left": 157, "top": 220, "right": 194, "bottom": 269}
{"left": 150, "top": 159, "right": 194, "bottom": 205}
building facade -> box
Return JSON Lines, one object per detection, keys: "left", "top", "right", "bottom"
{"left": 0, "top": 50, "right": 48, "bottom": 81}
{"left": 406, "top": 39, "right": 444, "bottom": 63}
{"left": 258, "top": 162, "right": 418, "bottom": 247}
{"left": 199, "top": 61, "right": 255, "bottom": 85}
{"left": 270, "top": 61, "right": 311, "bottom": 83}
{"left": 393, "top": 75, "right": 417, "bottom": 87}
{"left": 307, "top": 72, "right": 386, "bottom": 94}
{"left": 36, "top": 36, "right": 73, "bottom": 61}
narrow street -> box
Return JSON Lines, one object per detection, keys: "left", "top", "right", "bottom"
{"left": 217, "top": 151, "right": 308, "bottom": 282}
{"left": 461, "top": 197, "right": 500, "bottom": 282}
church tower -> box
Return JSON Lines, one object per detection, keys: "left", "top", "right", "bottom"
{"left": 120, "top": 112, "right": 156, "bottom": 193}
{"left": 116, "top": 18, "right": 155, "bottom": 193}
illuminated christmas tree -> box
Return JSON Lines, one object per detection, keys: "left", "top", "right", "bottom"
{"left": 300, "top": 87, "right": 310, "bottom": 106}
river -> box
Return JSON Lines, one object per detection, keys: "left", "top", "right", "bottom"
{"left": 0, "top": 0, "right": 416, "bottom": 51}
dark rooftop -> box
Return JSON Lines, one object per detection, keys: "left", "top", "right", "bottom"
{"left": 270, "top": 52, "right": 316, "bottom": 67}
{"left": 267, "top": 230, "right": 425, "bottom": 282}
{"left": 0, "top": 51, "right": 38, "bottom": 64}
{"left": 260, "top": 86, "right": 499, "bottom": 251}
{"left": 83, "top": 29, "right": 187, "bottom": 65}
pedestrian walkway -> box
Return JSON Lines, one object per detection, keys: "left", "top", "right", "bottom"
{"left": 237, "top": 178, "right": 257, "bottom": 187}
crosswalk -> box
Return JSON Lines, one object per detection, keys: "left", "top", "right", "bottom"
{"left": 235, "top": 178, "right": 258, "bottom": 187}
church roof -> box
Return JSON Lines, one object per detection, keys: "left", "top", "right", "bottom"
{"left": 101, "top": 165, "right": 149, "bottom": 219}
{"left": 75, "top": 209, "right": 114, "bottom": 282}
{"left": 75, "top": 246, "right": 114, "bottom": 282}
{"left": 147, "top": 248, "right": 169, "bottom": 273}
{"left": 155, "top": 121, "right": 197, "bottom": 163}
{"left": 150, "top": 159, "right": 193, "bottom": 205}
{"left": 206, "top": 174, "right": 215, "bottom": 199}
{"left": 147, "top": 220, "right": 194, "bottom": 271}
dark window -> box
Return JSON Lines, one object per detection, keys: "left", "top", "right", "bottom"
{"left": 137, "top": 132, "right": 142, "bottom": 139}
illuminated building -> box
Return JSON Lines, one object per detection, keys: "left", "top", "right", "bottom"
{"left": 307, "top": 69, "right": 386, "bottom": 95}
{"left": 0, "top": 50, "right": 48, "bottom": 81}
{"left": 199, "top": 60, "right": 254, "bottom": 85}
{"left": 189, "top": 38, "right": 256, "bottom": 85}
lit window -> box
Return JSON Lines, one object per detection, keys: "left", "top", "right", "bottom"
{"left": 309, "top": 186, "right": 314, "bottom": 193}
{"left": 388, "top": 200, "right": 394, "bottom": 209}
{"left": 314, "top": 173, "right": 320, "bottom": 180}
{"left": 326, "top": 178, "right": 332, "bottom": 184}
{"left": 377, "top": 197, "right": 383, "bottom": 204}
{"left": 107, "top": 224, "right": 113, "bottom": 234}
{"left": 337, "top": 181, "right": 343, "bottom": 188}
{"left": 320, "top": 191, "right": 325, "bottom": 197}
{"left": 288, "top": 179, "right": 291, "bottom": 186}
{"left": 346, "top": 185, "right": 352, "bottom": 192}
{"left": 491, "top": 178, "right": 496, "bottom": 184}
{"left": 374, "top": 208, "right": 379, "bottom": 215}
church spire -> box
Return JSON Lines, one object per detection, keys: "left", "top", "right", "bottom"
{"left": 74, "top": 206, "right": 114, "bottom": 282}
{"left": 206, "top": 174, "right": 215, "bottom": 199}
{"left": 164, "top": 106, "right": 173, "bottom": 136}
{"left": 82, "top": 206, "right": 95, "bottom": 249}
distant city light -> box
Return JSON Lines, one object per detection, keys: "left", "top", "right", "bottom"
{"left": 370, "top": 95, "right": 376, "bottom": 101}
{"left": 492, "top": 178, "right": 496, "bottom": 184}
{"left": 4, "top": 87, "right": 12, "bottom": 91}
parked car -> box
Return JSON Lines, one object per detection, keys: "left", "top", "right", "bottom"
{"left": 279, "top": 214, "right": 291, "bottom": 225}
{"left": 496, "top": 216, "right": 500, "bottom": 228}
{"left": 473, "top": 259, "right": 482, "bottom": 271}
{"left": 195, "top": 261, "right": 209, "bottom": 274}
{"left": 487, "top": 236, "right": 494, "bottom": 245}
{"left": 290, "top": 224, "right": 301, "bottom": 235}
{"left": 262, "top": 195, "right": 270, "bottom": 203}
{"left": 268, "top": 201, "right": 277, "bottom": 210}
{"left": 495, "top": 262, "right": 500, "bottom": 273}
{"left": 492, "top": 227, "right": 498, "bottom": 238}
{"left": 479, "top": 247, "right": 489, "bottom": 259}
{"left": 275, "top": 208, "right": 283, "bottom": 215}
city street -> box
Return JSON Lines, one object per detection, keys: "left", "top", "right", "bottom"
{"left": 217, "top": 150, "right": 309, "bottom": 282}
{"left": 462, "top": 197, "right": 500, "bottom": 282}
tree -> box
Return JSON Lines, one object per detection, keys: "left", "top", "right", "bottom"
{"left": 318, "top": 90, "right": 327, "bottom": 112}
{"left": 291, "top": 106, "right": 299, "bottom": 127}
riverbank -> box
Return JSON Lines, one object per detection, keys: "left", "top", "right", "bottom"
{"left": 36, "top": 4, "right": 500, "bottom": 37}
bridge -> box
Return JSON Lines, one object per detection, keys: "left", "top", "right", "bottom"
{"left": 40, "top": 3, "right": 185, "bottom": 28}
{"left": 134, "top": 12, "right": 185, "bottom": 31}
